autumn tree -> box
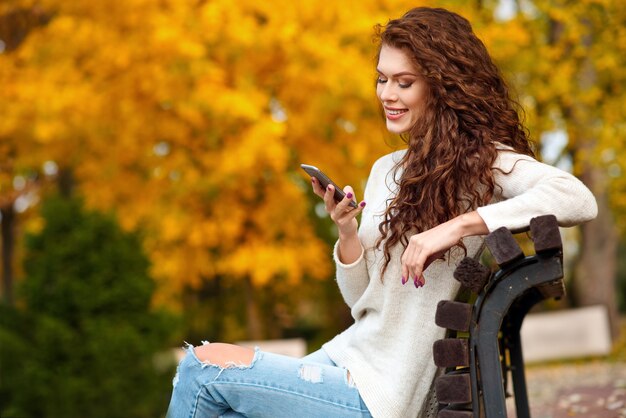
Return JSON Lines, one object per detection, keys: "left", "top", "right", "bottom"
{"left": 0, "top": 1, "right": 52, "bottom": 306}
{"left": 0, "top": 0, "right": 412, "bottom": 339}
{"left": 2, "top": 0, "right": 623, "bottom": 340}
{"left": 485, "top": 0, "right": 626, "bottom": 336}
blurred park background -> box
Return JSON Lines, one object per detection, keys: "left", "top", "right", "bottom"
{"left": 1, "top": 0, "right": 625, "bottom": 417}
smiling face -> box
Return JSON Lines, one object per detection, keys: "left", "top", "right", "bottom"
{"left": 376, "top": 44, "right": 429, "bottom": 134}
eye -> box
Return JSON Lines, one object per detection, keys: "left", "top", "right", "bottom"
{"left": 376, "top": 77, "right": 388, "bottom": 84}
{"left": 399, "top": 82, "right": 414, "bottom": 89}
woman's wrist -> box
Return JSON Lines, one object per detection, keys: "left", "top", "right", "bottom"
{"left": 338, "top": 229, "right": 358, "bottom": 241}
{"left": 337, "top": 232, "right": 362, "bottom": 264}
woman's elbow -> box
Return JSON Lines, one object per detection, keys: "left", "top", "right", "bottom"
{"left": 548, "top": 176, "right": 598, "bottom": 225}
{"left": 582, "top": 190, "right": 599, "bottom": 222}
{"left": 560, "top": 188, "right": 598, "bottom": 226}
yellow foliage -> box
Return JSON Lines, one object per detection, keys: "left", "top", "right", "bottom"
{"left": 3, "top": 0, "right": 625, "bottom": 308}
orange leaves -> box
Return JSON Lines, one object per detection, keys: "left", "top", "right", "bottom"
{"left": 218, "top": 239, "right": 331, "bottom": 287}
{"left": 217, "top": 120, "right": 288, "bottom": 176}
{"left": 8, "top": 0, "right": 624, "bottom": 308}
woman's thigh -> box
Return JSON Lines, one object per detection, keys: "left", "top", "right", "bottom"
{"left": 167, "top": 343, "right": 372, "bottom": 418}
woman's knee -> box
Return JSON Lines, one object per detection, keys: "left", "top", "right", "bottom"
{"left": 194, "top": 343, "right": 255, "bottom": 368}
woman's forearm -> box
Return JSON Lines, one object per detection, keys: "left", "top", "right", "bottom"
{"left": 455, "top": 211, "right": 489, "bottom": 238}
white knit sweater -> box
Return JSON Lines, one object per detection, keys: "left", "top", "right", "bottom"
{"left": 322, "top": 148, "right": 598, "bottom": 418}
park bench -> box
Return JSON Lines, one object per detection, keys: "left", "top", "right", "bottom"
{"left": 433, "top": 214, "right": 564, "bottom": 418}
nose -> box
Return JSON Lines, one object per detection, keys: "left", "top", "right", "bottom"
{"left": 378, "top": 82, "right": 397, "bottom": 103}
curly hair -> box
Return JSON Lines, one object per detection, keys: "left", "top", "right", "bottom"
{"left": 374, "top": 7, "right": 535, "bottom": 275}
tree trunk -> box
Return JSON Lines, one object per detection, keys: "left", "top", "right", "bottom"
{"left": 58, "top": 167, "right": 75, "bottom": 198}
{"left": 1, "top": 204, "right": 15, "bottom": 305}
{"left": 569, "top": 15, "right": 619, "bottom": 339}
{"left": 574, "top": 166, "right": 619, "bottom": 338}
{"left": 244, "top": 276, "right": 264, "bottom": 340}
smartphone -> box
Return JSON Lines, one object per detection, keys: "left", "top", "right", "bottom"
{"left": 301, "top": 164, "right": 358, "bottom": 208}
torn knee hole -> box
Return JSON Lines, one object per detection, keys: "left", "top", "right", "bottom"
{"left": 194, "top": 343, "right": 255, "bottom": 368}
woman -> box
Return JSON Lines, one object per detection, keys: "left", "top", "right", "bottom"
{"left": 166, "top": 7, "right": 597, "bottom": 418}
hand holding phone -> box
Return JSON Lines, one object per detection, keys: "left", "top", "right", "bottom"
{"left": 301, "top": 164, "right": 358, "bottom": 208}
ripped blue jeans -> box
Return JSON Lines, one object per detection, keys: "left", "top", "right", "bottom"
{"left": 166, "top": 343, "right": 373, "bottom": 418}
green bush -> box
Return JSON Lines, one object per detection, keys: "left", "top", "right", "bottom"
{"left": 0, "top": 197, "right": 176, "bottom": 418}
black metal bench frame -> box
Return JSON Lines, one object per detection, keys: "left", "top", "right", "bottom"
{"left": 434, "top": 214, "right": 564, "bottom": 418}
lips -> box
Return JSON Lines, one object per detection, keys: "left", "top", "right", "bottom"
{"left": 385, "top": 107, "right": 408, "bottom": 120}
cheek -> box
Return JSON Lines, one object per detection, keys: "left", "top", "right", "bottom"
{"left": 409, "top": 91, "right": 424, "bottom": 109}
{"left": 407, "top": 98, "right": 421, "bottom": 119}
{"left": 408, "top": 90, "right": 427, "bottom": 117}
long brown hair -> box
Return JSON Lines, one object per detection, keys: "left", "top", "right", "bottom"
{"left": 375, "top": 7, "right": 535, "bottom": 274}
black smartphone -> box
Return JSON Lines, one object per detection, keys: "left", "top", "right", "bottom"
{"left": 301, "top": 164, "right": 358, "bottom": 208}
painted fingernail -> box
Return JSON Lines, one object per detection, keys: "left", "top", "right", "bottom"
{"left": 414, "top": 276, "right": 423, "bottom": 288}
{"left": 401, "top": 276, "right": 407, "bottom": 285}
{"left": 327, "top": 185, "right": 332, "bottom": 191}
{"left": 360, "top": 201, "right": 366, "bottom": 207}
{"left": 346, "top": 192, "right": 353, "bottom": 199}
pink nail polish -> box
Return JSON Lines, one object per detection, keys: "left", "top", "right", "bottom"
{"left": 346, "top": 192, "right": 353, "bottom": 199}
{"left": 414, "top": 279, "right": 419, "bottom": 289}
{"left": 401, "top": 276, "right": 407, "bottom": 285}
{"left": 360, "top": 201, "right": 366, "bottom": 208}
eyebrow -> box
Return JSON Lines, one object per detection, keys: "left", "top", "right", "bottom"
{"left": 376, "top": 69, "right": 418, "bottom": 77}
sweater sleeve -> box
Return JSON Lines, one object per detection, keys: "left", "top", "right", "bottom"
{"left": 331, "top": 157, "right": 386, "bottom": 308}
{"left": 332, "top": 240, "right": 369, "bottom": 308}
{"left": 476, "top": 149, "right": 598, "bottom": 232}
